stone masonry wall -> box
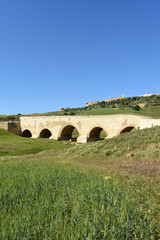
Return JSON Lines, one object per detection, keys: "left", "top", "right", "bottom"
{"left": 0, "top": 121, "right": 21, "bottom": 135}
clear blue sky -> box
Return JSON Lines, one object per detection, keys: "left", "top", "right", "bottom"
{"left": 0, "top": 0, "right": 160, "bottom": 115}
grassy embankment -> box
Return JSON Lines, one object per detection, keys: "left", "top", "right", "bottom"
{"left": 1, "top": 105, "right": 160, "bottom": 120}
{"left": 0, "top": 129, "right": 71, "bottom": 157}
{"left": 29, "top": 105, "right": 160, "bottom": 119}
{"left": 0, "top": 115, "right": 19, "bottom": 121}
{"left": 0, "top": 128, "right": 160, "bottom": 239}
{"left": 78, "top": 105, "right": 160, "bottom": 118}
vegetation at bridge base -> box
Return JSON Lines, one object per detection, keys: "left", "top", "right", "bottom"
{"left": 0, "top": 129, "right": 71, "bottom": 157}
{"left": 0, "top": 127, "right": 160, "bottom": 239}
{"left": 64, "top": 126, "right": 160, "bottom": 160}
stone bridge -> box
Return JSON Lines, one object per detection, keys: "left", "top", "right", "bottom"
{"left": 20, "top": 115, "right": 160, "bottom": 143}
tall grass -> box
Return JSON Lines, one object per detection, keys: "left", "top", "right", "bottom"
{"left": 0, "top": 127, "right": 160, "bottom": 239}
{"left": 0, "top": 162, "right": 156, "bottom": 239}
{"left": 64, "top": 126, "right": 160, "bottom": 160}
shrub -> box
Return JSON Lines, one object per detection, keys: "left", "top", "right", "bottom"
{"left": 133, "top": 105, "right": 140, "bottom": 111}
{"left": 69, "top": 112, "right": 75, "bottom": 115}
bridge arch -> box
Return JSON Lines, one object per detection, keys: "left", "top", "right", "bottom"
{"left": 118, "top": 124, "right": 138, "bottom": 134}
{"left": 21, "top": 129, "right": 32, "bottom": 138}
{"left": 58, "top": 123, "right": 80, "bottom": 141}
{"left": 87, "top": 126, "right": 108, "bottom": 142}
{"left": 39, "top": 128, "right": 52, "bottom": 138}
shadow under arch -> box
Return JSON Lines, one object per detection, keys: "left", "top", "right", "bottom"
{"left": 21, "top": 129, "right": 32, "bottom": 138}
{"left": 87, "top": 126, "right": 108, "bottom": 142}
{"left": 59, "top": 124, "right": 80, "bottom": 141}
{"left": 39, "top": 129, "right": 52, "bottom": 138}
{"left": 118, "top": 124, "right": 138, "bottom": 134}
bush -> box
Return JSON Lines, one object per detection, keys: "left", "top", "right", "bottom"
{"left": 69, "top": 112, "right": 75, "bottom": 115}
{"left": 133, "top": 105, "right": 140, "bottom": 111}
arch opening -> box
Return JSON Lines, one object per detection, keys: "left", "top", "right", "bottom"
{"left": 59, "top": 125, "right": 79, "bottom": 141}
{"left": 88, "top": 127, "right": 107, "bottom": 142}
{"left": 39, "top": 129, "right": 51, "bottom": 138}
{"left": 120, "top": 126, "right": 135, "bottom": 134}
{"left": 21, "top": 129, "right": 32, "bottom": 138}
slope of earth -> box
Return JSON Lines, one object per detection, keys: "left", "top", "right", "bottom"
{"left": 28, "top": 105, "right": 160, "bottom": 119}
{"left": 0, "top": 129, "right": 71, "bottom": 156}
{"left": 0, "top": 127, "right": 160, "bottom": 239}
{"left": 80, "top": 105, "right": 160, "bottom": 118}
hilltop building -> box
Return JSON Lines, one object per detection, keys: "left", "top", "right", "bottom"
{"left": 59, "top": 108, "right": 64, "bottom": 111}
{"left": 103, "top": 94, "right": 125, "bottom": 103}
{"left": 86, "top": 95, "right": 125, "bottom": 107}
{"left": 86, "top": 101, "right": 99, "bottom": 107}
{"left": 140, "top": 93, "right": 160, "bottom": 97}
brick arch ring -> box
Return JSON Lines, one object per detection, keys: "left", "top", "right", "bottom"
{"left": 38, "top": 128, "right": 52, "bottom": 138}
{"left": 87, "top": 125, "right": 109, "bottom": 138}
{"left": 21, "top": 129, "right": 32, "bottom": 137}
{"left": 117, "top": 124, "right": 138, "bottom": 135}
{"left": 58, "top": 122, "right": 81, "bottom": 138}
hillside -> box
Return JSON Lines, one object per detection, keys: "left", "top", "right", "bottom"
{"left": 28, "top": 94, "right": 160, "bottom": 118}
{"left": 0, "top": 126, "right": 160, "bottom": 238}
{"left": 63, "top": 126, "right": 160, "bottom": 160}
{"left": 1, "top": 95, "right": 160, "bottom": 120}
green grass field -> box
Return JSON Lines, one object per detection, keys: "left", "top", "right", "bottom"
{"left": 76, "top": 105, "right": 160, "bottom": 118}
{"left": 76, "top": 107, "right": 138, "bottom": 115}
{"left": 0, "top": 129, "right": 71, "bottom": 156}
{"left": 37, "top": 105, "right": 160, "bottom": 119}
{"left": 0, "top": 128, "right": 160, "bottom": 239}
{"left": 137, "top": 105, "right": 160, "bottom": 118}
{"left": 2, "top": 105, "right": 160, "bottom": 120}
